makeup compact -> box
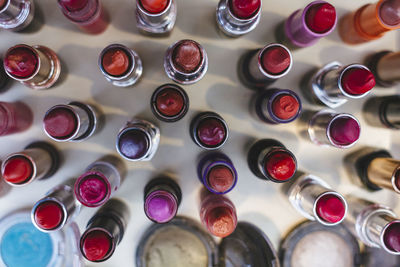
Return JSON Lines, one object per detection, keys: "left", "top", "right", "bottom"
{"left": 136, "top": 216, "right": 280, "bottom": 267}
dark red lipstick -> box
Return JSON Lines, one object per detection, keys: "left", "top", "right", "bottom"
{"left": 151, "top": 84, "right": 189, "bottom": 122}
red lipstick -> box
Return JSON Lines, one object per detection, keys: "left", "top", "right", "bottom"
{"left": 0, "top": 101, "right": 33, "bottom": 137}
{"left": 261, "top": 46, "right": 291, "bottom": 75}
{"left": 315, "top": 193, "right": 346, "bottom": 223}
{"left": 102, "top": 48, "right": 130, "bottom": 77}
{"left": 136, "top": 0, "right": 176, "bottom": 36}
{"left": 139, "top": 0, "right": 169, "bottom": 14}
{"left": 230, "top": 0, "right": 261, "bottom": 19}
{"left": 341, "top": 68, "right": 376, "bottom": 95}
{"left": 82, "top": 230, "right": 112, "bottom": 261}
{"left": 4, "top": 46, "right": 38, "bottom": 79}
{"left": 265, "top": 151, "right": 296, "bottom": 182}
{"left": 305, "top": 3, "right": 336, "bottom": 34}
{"left": 33, "top": 201, "right": 64, "bottom": 230}
{"left": 151, "top": 84, "right": 189, "bottom": 122}
{"left": 2, "top": 156, "right": 33, "bottom": 185}
{"left": 0, "top": 0, "right": 35, "bottom": 31}
{"left": 272, "top": 95, "right": 299, "bottom": 120}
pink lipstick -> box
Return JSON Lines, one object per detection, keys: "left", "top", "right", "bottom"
{"left": 0, "top": 0, "right": 35, "bottom": 31}
{"left": 4, "top": 44, "right": 61, "bottom": 90}
{"left": 0, "top": 101, "right": 33, "bottom": 136}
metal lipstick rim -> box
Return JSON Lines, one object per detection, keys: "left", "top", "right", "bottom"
{"left": 1, "top": 152, "right": 37, "bottom": 187}
{"left": 136, "top": 0, "right": 173, "bottom": 17}
{"left": 31, "top": 196, "right": 69, "bottom": 232}
{"left": 0, "top": 0, "right": 34, "bottom": 30}
{"left": 98, "top": 44, "right": 137, "bottom": 81}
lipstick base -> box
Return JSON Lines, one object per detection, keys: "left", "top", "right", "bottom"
{"left": 25, "top": 141, "right": 61, "bottom": 180}
{"left": 0, "top": 0, "right": 34, "bottom": 31}
{"left": 366, "top": 51, "right": 394, "bottom": 88}
{"left": 136, "top": 3, "right": 177, "bottom": 36}
{"left": 69, "top": 102, "right": 100, "bottom": 142}
{"left": 108, "top": 50, "right": 143, "bottom": 88}
{"left": 238, "top": 50, "right": 273, "bottom": 89}
{"left": 362, "top": 96, "right": 400, "bottom": 129}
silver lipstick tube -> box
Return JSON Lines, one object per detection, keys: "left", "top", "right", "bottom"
{"left": 136, "top": 0, "right": 176, "bottom": 36}
{"left": 0, "top": 0, "right": 34, "bottom": 31}
{"left": 363, "top": 96, "right": 400, "bottom": 130}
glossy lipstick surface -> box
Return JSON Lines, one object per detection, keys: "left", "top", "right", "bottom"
{"left": 43, "top": 107, "right": 77, "bottom": 139}
{"left": 329, "top": 116, "right": 361, "bottom": 146}
{"left": 191, "top": 112, "right": 229, "bottom": 150}
{"left": 139, "top": 0, "right": 169, "bottom": 14}
{"left": 341, "top": 68, "right": 376, "bottom": 95}
{"left": 118, "top": 129, "right": 149, "bottom": 160}
{"left": 229, "top": 0, "right": 261, "bottom": 19}
{"left": 4, "top": 46, "right": 38, "bottom": 79}
{"left": 383, "top": 222, "right": 400, "bottom": 253}
{"left": 151, "top": 84, "right": 189, "bottom": 122}
{"left": 208, "top": 166, "right": 235, "bottom": 193}
{"left": 2, "top": 156, "right": 33, "bottom": 185}
{"left": 101, "top": 48, "right": 131, "bottom": 77}
{"left": 33, "top": 201, "right": 64, "bottom": 230}
{"left": 261, "top": 46, "right": 291, "bottom": 75}
{"left": 316, "top": 194, "right": 346, "bottom": 223}
{"left": 305, "top": 3, "right": 336, "bottom": 33}
{"left": 82, "top": 230, "right": 112, "bottom": 261}
{"left": 272, "top": 94, "right": 300, "bottom": 120}
{"left": 264, "top": 151, "right": 296, "bottom": 181}
{"left": 172, "top": 40, "right": 202, "bottom": 74}
{"left": 78, "top": 175, "right": 108, "bottom": 205}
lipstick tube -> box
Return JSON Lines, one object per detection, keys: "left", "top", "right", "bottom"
{"left": 32, "top": 179, "right": 81, "bottom": 232}
{"left": 254, "top": 88, "right": 301, "bottom": 124}
{"left": 363, "top": 96, "right": 400, "bottom": 130}
{"left": 368, "top": 50, "right": 400, "bottom": 87}
{"left": 144, "top": 177, "right": 181, "bottom": 224}
{"left": 0, "top": 101, "right": 33, "bottom": 136}
{"left": 80, "top": 198, "right": 130, "bottom": 262}
{"left": 287, "top": 173, "right": 347, "bottom": 226}
{"left": 1, "top": 141, "right": 60, "bottom": 187}
{"left": 43, "top": 101, "right": 101, "bottom": 142}
{"left": 197, "top": 152, "right": 238, "bottom": 194}
{"left": 0, "top": 0, "right": 35, "bottom": 31}
{"left": 116, "top": 118, "right": 160, "bottom": 161}
{"left": 190, "top": 112, "right": 229, "bottom": 150}
{"left": 0, "top": 59, "right": 9, "bottom": 90}
{"left": 339, "top": 0, "right": 400, "bottom": 45}
{"left": 164, "top": 39, "right": 208, "bottom": 85}
{"left": 57, "top": 0, "right": 109, "bottom": 34}
{"left": 247, "top": 139, "right": 297, "bottom": 183}
{"left": 283, "top": 1, "right": 337, "bottom": 48}
{"left": 75, "top": 155, "right": 126, "bottom": 208}
{"left": 343, "top": 196, "right": 400, "bottom": 255}
{"left": 200, "top": 193, "right": 237, "bottom": 238}
{"left": 239, "top": 43, "right": 292, "bottom": 89}
{"left": 215, "top": 0, "right": 261, "bottom": 37}
{"left": 136, "top": 0, "right": 177, "bottom": 36}
{"left": 3, "top": 44, "right": 61, "bottom": 90}
{"left": 300, "top": 109, "right": 361, "bottom": 149}
{"left": 98, "top": 44, "right": 143, "bottom": 87}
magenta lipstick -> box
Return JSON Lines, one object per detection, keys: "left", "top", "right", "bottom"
{"left": 344, "top": 196, "right": 400, "bottom": 255}
{"left": 43, "top": 101, "right": 101, "bottom": 142}
{"left": 0, "top": 0, "right": 35, "bottom": 31}
{"left": 363, "top": 95, "right": 400, "bottom": 130}
{"left": 247, "top": 139, "right": 297, "bottom": 183}
{"left": 1, "top": 141, "right": 60, "bottom": 186}
{"left": 144, "top": 177, "right": 181, "bottom": 224}
{"left": 287, "top": 173, "right": 347, "bottom": 226}
{"left": 75, "top": 155, "right": 126, "bottom": 208}
{"left": 57, "top": 0, "right": 109, "bottom": 34}
{"left": 239, "top": 43, "right": 292, "bottom": 89}
{"left": 136, "top": 0, "right": 177, "bottom": 36}
{"left": 150, "top": 83, "right": 189, "bottom": 122}
{"left": 4, "top": 44, "right": 61, "bottom": 90}
{"left": 216, "top": 0, "right": 261, "bottom": 37}
{"left": 197, "top": 152, "right": 238, "bottom": 194}
{"left": 80, "top": 198, "right": 130, "bottom": 262}
{"left": 0, "top": 101, "right": 33, "bottom": 136}
{"left": 116, "top": 118, "right": 160, "bottom": 161}
{"left": 32, "top": 179, "right": 81, "bottom": 232}
{"left": 164, "top": 39, "right": 208, "bottom": 85}
{"left": 367, "top": 50, "right": 400, "bottom": 87}
{"left": 98, "top": 44, "right": 143, "bottom": 87}
{"left": 190, "top": 112, "right": 229, "bottom": 150}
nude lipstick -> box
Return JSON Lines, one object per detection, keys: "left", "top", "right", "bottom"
{"left": 200, "top": 193, "right": 237, "bottom": 238}
{"left": 43, "top": 101, "right": 101, "bottom": 142}
{"left": 197, "top": 152, "right": 238, "bottom": 194}
{"left": 306, "top": 62, "right": 375, "bottom": 108}
{"left": 0, "top": 0, "right": 35, "bottom": 31}
{"left": 164, "top": 39, "right": 208, "bottom": 85}
{"left": 0, "top": 101, "right": 33, "bottom": 136}
{"left": 150, "top": 83, "right": 189, "bottom": 122}
{"left": 239, "top": 43, "right": 292, "bottom": 89}
{"left": 116, "top": 118, "right": 160, "bottom": 161}
{"left": 190, "top": 112, "right": 229, "bottom": 150}
{"left": 98, "top": 44, "right": 143, "bottom": 87}
{"left": 282, "top": 1, "right": 337, "bottom": 48}
{"left": 32, "top": 179, "right": 81, "bottom": 232}
{"left": 287, "top": 173, "right": 347, "bottom": 226}
{"left": 136, "top": 0, "right": 177, "bottom": 36}
{"left": 343, "top": 196, "right": 400, "bottom": 255}
{"left": 216, "top": 0, "right": 261, "bottom": 37}
{"left": 247, "top": 139, "right": 297, "bottom": 183}
{"left": 339, "top": 0, "right": 400, "bottom": 45}
{"left": 75, "top": 155, "right": 126, "bottom": 208}
{"left": 254, "top": 88, "right": 301, "bottom": 124}
{"left": 80, "top": 198, "right": 130, "bottom": 262}
{"left": 57, "top": 0, "right": 109, "bottom": 34}
{"left": 363, "top": 96, "right": 400, "bottom": 130}
{"left": 1, "top": 141, "right": 60, "bottom": 186}
{"left": 4, "top": 44, "right": 61, "bottom": 90}
{"left": 144, "top": 177, "right": 181, "bottom": 224}
{"left": 367, "top": 50, "right": 400, "bottom": 87}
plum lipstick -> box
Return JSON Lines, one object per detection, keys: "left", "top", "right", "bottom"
{"left": 4, "top": 44, "right": 61, "bottom": 90}
{"left": 363, "top": 96, "right": 400, "bottom": 130}
{"left": 367, "top": 50, "right": 400, "bottom": 87}
{"left": 0, "top": 101, "right": 33, "bottom": 136}
{"left": 216, "top": 0, "right": 262, "bottom": 37}
{"left": 0, "top": 0, "right": 35, "bottom": 31}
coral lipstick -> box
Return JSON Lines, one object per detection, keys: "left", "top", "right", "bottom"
{"left": 140, "top": 0, "right": 168, "bottom": 14}
{"left": 136, "top": 0, "right": 176, "bottom": 36}
{"left": 265, "top": 152, "right": 296, "bottom": 181}
{"left": 0, "top": 101, "right": 33, "bottom": 136}
{"left": 0, "top": 0, "right": 35, "bottom": 31}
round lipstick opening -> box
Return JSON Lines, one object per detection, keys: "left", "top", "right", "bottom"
{"left": 206, "top": 165, "right": 235, "bottom": 193}
{"left": 206, "top": 206, "right": 237, "bottom": 238}
{"left": 228, "top": 0, "right": 261, "bottom": 20}
{"left": 4, "top": 46, "right": 39, "bottom": 79}
{"left": 33, "top": 200, "right": 64, "bottom": 230}
{"left": 379, "top": 0, "right": 400, "bottom": 27}
{"left": 315, "top": 193, "right": 346, "bottom": 224}
{"left": 138, "top": 0, "right": 170, "bottom": 14}
{"left": 76, "top": 174, "right": 109, "bottom": 207}
{"left": 196, "top": 117, "right": 227, "bottom": 148}
{"left": 305, "top": 2, "right": 337, "bottom": 34}
{"left": 155, "top": 87, "right": 185, "bottom": 117}
{"left": 101, "top": 47, "right": 132, "bottom": 77}
{"left": 172, "top": 40, "right": 203, "bottom": 74}
{"left": 340, "top": 67, "right": 376, "bottom": 96}
{"left": 81, "top": 229, "right": 113, "bottom": 262}
{"left": 2, "top": 156, "right": 34, "bottom": 185}
{"left": 0, "top": 0, "right": 7, "bottom": 10}
{"left": 383, "top": 221, "right": 400, "bottom": 253}
{"left": 271, "top": 94, "right": 300, "bottom": 121}
{"left": 59, "top": 0, "right": 89, "bottom": 12}
{"left": 263, "top": 151, "right": 296, "bottom": 182}
{"left": 260, "top": 45, "right": 291, "bottom": 76}
{"left": 118, "top": 128, "right": 150, "bottom": 160}
{"left": 328, "top": 116, "right": 360, "bottom": 147}
{"left": 43, "top": 106, "right": 78, "bottom": 140}
{"left": 145, "top": 190, "right": 178, "bottom": 223}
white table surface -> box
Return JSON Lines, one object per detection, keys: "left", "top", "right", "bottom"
{"left": 0, "top": 0, "right": 399, "bottom": 266}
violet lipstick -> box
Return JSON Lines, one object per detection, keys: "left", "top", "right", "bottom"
{"left": 0, "top": 101, "right": 33, "bottom": 136}
{"left": 0, "top": 0, "right": 35, "bottom": 31}
{"left": 363, "top": 95, "right": 400, "bottom": 130}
